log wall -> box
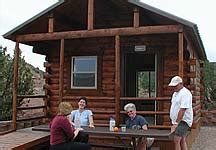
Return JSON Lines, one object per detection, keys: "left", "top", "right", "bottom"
{"left": 43, "top": 33, "right": 202, "bottom": 149}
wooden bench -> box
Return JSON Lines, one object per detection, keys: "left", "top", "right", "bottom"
{"left": 0, "top": 127, "right": 50, "bottom": 150}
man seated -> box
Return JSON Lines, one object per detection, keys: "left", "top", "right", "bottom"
{"left": 124, "top": 103, "right": 154, "bottom": 150}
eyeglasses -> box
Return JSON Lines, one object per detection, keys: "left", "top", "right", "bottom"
{"left": 127, "top": 110, "right": 133, "bottom": 114}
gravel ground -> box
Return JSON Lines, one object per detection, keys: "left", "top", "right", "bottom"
{"left": 191, "top": 126, "right": 216, "bottom": 150}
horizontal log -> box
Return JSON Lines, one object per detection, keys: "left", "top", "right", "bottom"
{"left": 17, "top": 95, "right": 46, "bottom": 98}
{"left": 86, "top": 103, "right": 116, "bottom": 108}
{"left": 120, "top": 97, "right": 171, "bottom": 101}
{"left": 92, "top": 110, "right": 115, "bottom": 114}
{"left": 103, "top": 74, "right": 115, "bottom": 78}
{"left": 44, "top": 62, "right": 52, "bottom": 68}
{"left": 120, "top": 111, "right": 169, "bottom": 115}
{"left": 17, "top": 115, "right": 46, "bottom": 122}
{"left": 188, "top": 59, "right": 197, "bottom": 65}
{"left": 17, "top": 105, "right": 46, "bottom": 110}
{"left": 63, "top": 96, "right": 115, "bottom": 100}
{"left": 16, "top": 25, "right": 181, "bottom": 42}
{"left": 94, "top": 114, "right": 114, "bottom": 120}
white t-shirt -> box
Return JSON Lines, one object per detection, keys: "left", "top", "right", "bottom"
{"left": 170, "top": 87, "right": 193, "bottom": 127}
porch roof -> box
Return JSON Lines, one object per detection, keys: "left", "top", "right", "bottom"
{"left": 3, "top": 0, "right": 206, "bottom": 60}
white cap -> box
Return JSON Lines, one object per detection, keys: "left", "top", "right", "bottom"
{"left": 168, "top": 76, "right": 183, "bottom": 86}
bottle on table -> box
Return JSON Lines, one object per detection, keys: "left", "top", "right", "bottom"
{"left": 74, "top": 117, "right": 80, "bottom": 129}
{"left": 109, "top": 116, "right": 115, "bottom": 131}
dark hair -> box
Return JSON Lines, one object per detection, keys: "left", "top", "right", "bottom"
{"left": 78, "top": 96, "right": 88, "bottom": 105}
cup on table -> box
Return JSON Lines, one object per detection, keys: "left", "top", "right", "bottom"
{"left": 120, "top": 124, "right": 126, "bottom": 132}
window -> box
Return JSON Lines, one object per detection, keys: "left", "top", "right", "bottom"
{"left": 71, "top": 56, "right": 97, "bottom": 89}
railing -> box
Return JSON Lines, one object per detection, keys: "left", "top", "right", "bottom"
{"left": 17, "top": 95, "right": 47, "bottom": 122}
{"left": 0, "top": 94, "right": 47, "bottom": 135}
{"left": 120, "top": 97, "right": 171, "bottom": 129}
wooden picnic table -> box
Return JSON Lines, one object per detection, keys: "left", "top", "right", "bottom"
{"left": 81, "top": 126, "right": 173, "bottom": 150}
{"left": 32, "top": 124, "right": 173, "bottom": 150}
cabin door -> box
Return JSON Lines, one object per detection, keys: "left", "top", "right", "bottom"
{"left": 123, "top": 53, "right": 157, "bottom": 124}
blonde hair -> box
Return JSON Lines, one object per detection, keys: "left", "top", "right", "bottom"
{"left": 57, "top": 102, "right": 73, "bottom": 116}
{"left": 124, "top": 103, "right": 136, "bottom": 111}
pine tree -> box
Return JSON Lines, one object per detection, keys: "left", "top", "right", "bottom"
{"left": 0, "top": 46, "right": 33, "bottom": 121}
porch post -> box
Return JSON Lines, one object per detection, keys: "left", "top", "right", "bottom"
{"left": 59, "top": 39, "right": 65, "bottom": 102}
{"left": 133, "top": 7, "right": 139, "bottom": 28}
{"left": 48, "top": 14, "right": 54, "bottom": 33}
{"left": 88, "top": 0, "right": 94, "bottom": 30}
{"left": 12, "top": 42, "right": 20, "bottom": 130}
{"left": 115, "top": 35, "right": 120, "bottom": 125}
{"left": 178, "top": 32, "right": 184, "bottom": 78}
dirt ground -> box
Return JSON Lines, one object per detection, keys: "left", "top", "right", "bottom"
{"left": 191, "top": 126, "right": 216, "bottom": 150}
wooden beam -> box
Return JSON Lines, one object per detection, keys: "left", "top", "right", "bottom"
{"left": 88, "top": 0, "right": 94, "bottom": 30}
{"left": 16, "top": 25, "right": 181, "bottom": 42}
{"left": 178, "top": 32, "right": 184, "bottom": 77}
{"left": 115, "top": 35, "right": 120, "bottom": 125}
{"left": 59, "top": 39, "right": 64, "bottom": 102}
{"left": 133, "top": 7, "right": 139, "bottom": 28}
{"left": 48, "top": 15, "right": 54, "bottom": 33}
{"left": 12, "top": 42, "right": 20, "bottom": 130}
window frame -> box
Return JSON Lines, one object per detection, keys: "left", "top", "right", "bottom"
{"left": 71, "top": 56, "right": 97, "bottom": 89}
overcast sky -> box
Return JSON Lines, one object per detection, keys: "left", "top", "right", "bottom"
{"left": 0, "top": 0, "right": 216, "bottom": 71}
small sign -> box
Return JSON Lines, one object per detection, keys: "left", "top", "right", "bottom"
{"left": 135, "top": 45, "right": 146, "bottom": 52}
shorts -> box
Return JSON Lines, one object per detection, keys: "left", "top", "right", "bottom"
{"left": 175, "top": 121, "right": 190, "bottom": 137}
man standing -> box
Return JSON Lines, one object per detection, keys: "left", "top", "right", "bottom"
{"left": 168, "top": 76, "right": 193, "bottom": 150}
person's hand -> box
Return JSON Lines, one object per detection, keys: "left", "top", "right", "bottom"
{"left": 76, "top": 127, "right": 83, "bottom": 132}
{"left": 171, "top": 124, "right": 178, "bottom": 133}
{"left": 89, "top": 124, "right": 95, "bottom": 128}
{"left": 142, "top": 125, "right": 148, "bottom": 130}
{"left": 73, "top": 128, "right": 83, "bottom": 139}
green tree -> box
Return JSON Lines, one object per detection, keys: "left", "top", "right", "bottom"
{"left": 0, "top": 46, "right": 33, "bottom": 121}
{"left": 203, "top": 60, "right": 216, "bottom": 109}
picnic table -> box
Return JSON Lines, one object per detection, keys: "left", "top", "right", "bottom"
{"left": 32, "top": 124, "right": 173, "bottom": 150}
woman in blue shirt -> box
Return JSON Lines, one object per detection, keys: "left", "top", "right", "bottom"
{"left": 70, "top": 97, "right": 94, "bottom": 142}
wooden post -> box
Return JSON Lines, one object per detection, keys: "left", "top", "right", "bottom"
{"left": 115, "top": 35, "right": 120, "bottom": 125}
{"left": 48, "top": 14, "right": 54, "bottom": 33}
{"left": 59, "top": 39, "right": 64, "bottom": 102}
{"left": 133, "top": 7, "right": 139, "bottom": 28}
{"left": 12, "top": 42, "right": 20, "bottom": 130}
{"left": 88, "top": 0, "right": 94, "bottom": 30}
{"left": 178, "top": 32, "right": 184, "bottom": 78}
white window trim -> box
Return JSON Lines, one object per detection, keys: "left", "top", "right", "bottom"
{"left": 71, "top": 56, "right": 97, "bottom": 89}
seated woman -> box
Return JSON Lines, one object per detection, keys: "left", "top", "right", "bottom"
{"left": 70, "top": 97, "right": 94, "bottom": 142}
{"left": 124, "top": 103, "right": 154, "bottom": 150}
{"left": 50, "top": 102, "right": 91, "bottom": 150}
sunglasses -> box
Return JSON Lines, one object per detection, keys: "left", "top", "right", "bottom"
{"left": 127, "top": 110, "right": 133, "bottom": 114}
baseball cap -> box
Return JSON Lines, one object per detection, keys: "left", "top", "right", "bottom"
{"left": 168, "top": 76, "right": 183, "bottom": 86}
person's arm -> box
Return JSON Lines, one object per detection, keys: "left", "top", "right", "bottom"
{"left": 176, "top": 108, "right": 186, "bottom": 124}
{"left": 67, "top": 114, "right": 74, "bottom": 126}
{"left": 61, "top": 117, "right": 75, "bottom": 139}
{"left": 171, "top": 108, "right": 186, "bottom": 132}
{"left": 73, "top": 128, "right": 83, "bottom": 139}
{"left": 140, "top": 115, "right": 148, "bottom": 130}
{"left": 88, "top": 110, "right": 94, "bottom": 127}
{"left": 89, "top": 115, "right": 94, "bottom": 127}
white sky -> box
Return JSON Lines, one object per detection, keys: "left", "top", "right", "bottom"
{"left": 0, "top": 0, "right": 216, "bottom": 71}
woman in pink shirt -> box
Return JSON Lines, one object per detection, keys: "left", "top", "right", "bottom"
{"left": 50, "top": 102, "right": 91, "bottom": 150}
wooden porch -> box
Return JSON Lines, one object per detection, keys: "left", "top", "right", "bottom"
{"left": 0, "top": 127, "right": 50, "bottom": 150}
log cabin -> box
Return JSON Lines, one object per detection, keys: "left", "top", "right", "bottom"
{"left": 3, "top": 0, "right": 206, "bottom": 149}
